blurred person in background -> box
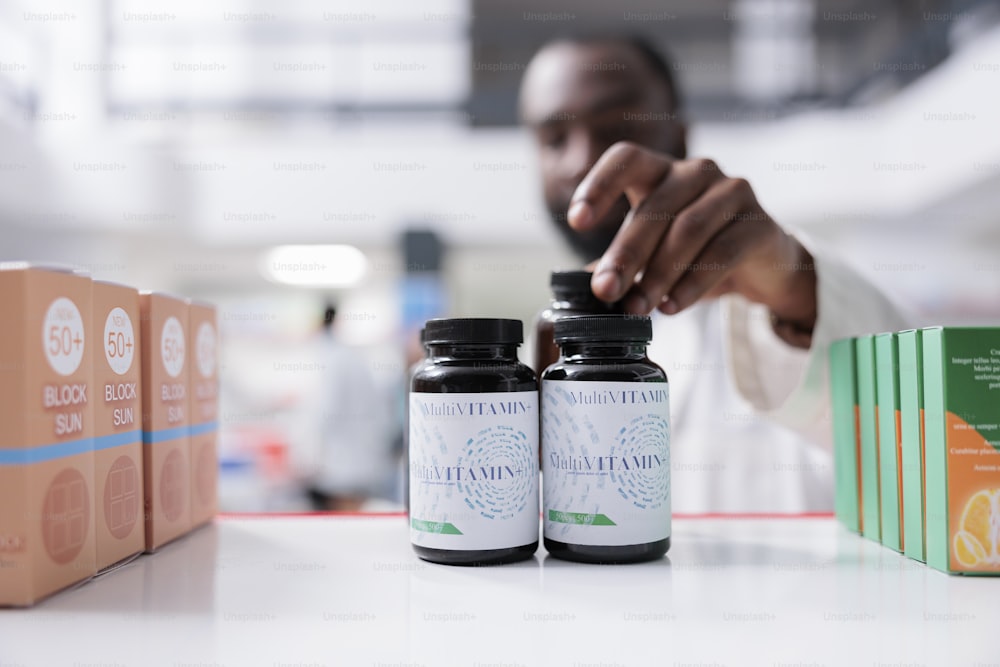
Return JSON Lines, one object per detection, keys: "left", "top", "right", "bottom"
{"left": 303, "top": 302, "right": 396, "bottom": 511}
{"left": 519, "top": 35, "right": 911, "bottom": 512}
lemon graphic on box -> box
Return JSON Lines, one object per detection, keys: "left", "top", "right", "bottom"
{"left": 953, "top": 489, "right": 1000, "bottom": 568}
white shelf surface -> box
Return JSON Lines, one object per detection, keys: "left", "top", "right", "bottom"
{"left": 1, "top": 515, "right": 998, "bottom": 666}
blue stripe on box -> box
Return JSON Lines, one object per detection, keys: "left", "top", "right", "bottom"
{"left": 0, "top": 437, "right": 94, "bottom": 465}
{"left": 189, "top": 421, "right": 218, "bottom": 437}
{"left": 188, "top": 422, "right": 219, "bottom": 437}
{"left": 94, "top": 429, "right": 142, "bottom": 451}
{"left": 142, "top": 425, "right": 189, "bottom": 445}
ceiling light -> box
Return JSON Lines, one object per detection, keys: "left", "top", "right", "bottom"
{"left": 260, "top": 244, "right": 367, "bottom": 287}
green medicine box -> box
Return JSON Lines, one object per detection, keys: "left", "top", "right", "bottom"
{"left": 898, "top": 329, "right": 926, "bottom": 563}
{"left": 829, "top": 338, "right": 861, "bottom": 533}
{"left": 922, "top": 327, "right": 1000, "bottom": 575}
{"left": 855, "top": 335, "right": 881, "bottom": 543}
{"left": 875, "top": 333, "right": 903, "bottom": 553}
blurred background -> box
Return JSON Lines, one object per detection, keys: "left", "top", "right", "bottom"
{"left": 2, "top": 0, "right": 999, "bottom": 511}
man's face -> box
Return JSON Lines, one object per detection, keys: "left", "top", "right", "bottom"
{"left": 520, "top": 42, "right": 686, "bottom": 262}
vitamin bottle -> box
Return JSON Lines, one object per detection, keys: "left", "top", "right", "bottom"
{"left": 533, "top": 271, "right": 624, "bottom": 376}
{"left": 409, "top": 318, "right": 539, "bottom": 565}
{"left": 541, "top": 315, "right": 670, "bottom": 563}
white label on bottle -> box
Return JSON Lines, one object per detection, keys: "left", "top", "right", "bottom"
{"left": 409, "top": 391, "right": 539, "bottom": 551}
{"left": 43, "top": 297, "right": 85, "bottom": 376}
{"left": 542, "top": 380, "right": 671, "bottom": 546}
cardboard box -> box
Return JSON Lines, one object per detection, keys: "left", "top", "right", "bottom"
{"left": 829, "top": 337, "right": 862, "bottom": 533}
{"left": 93, "top": 281, "right": 144, "bottom": 570}
{"left": 875, "top": 333, "right": 903, "bottom": 552}
{"left": 187, "top": 300, "right": 218, "bottom": 528}
{"left": 0, "top": 265, "right": 96, "bottom": 606}
{"left": 140, "top": 292, "right": 191, "bottom": 551}
{"left": 898, "top": 329, "right": 926, "bottom": 562}
{"left": 922, "top": 327, "right": 1000, "bottom": 575}
{"left": 855, "top": 335, "right": 881, "bottom": 542}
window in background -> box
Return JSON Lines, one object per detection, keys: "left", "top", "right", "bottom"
{"left": 104, "top": 0, "right": 471, "bottom": 119}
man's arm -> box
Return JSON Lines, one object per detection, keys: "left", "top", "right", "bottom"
{"left": 568, "top": 141, "right": 913, "bottom": 446}
{"left": 725, "top": 237, "right": 911, "bottom": 446}
{"left": 567, "top": 141, "right": 820, "bottom": 348}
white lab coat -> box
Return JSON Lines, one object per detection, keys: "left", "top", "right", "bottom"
{"left": 308, "top": 333, "right": 396, "bottom": 498}
{"left": 646, "top": 237, "right": 910, "bottom": 513}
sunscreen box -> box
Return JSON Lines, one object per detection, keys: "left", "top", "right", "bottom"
{"left": 898, "top": 329, "right": 926, "bottom": 562}
{"left": 875, "top": 333, "right": 903, "bottom": 552}
{"left": 922, "top": 327, "right": 1000, "bottom": 575}
{"left": 0, "top": 265, "right": 97, "bottom": 606}
{"left": 829, "top": 337, "right": 862, "bottom": 533}
{"left": 93, "top": 281, "right": 144, "bottom": 570}
{"left": 187, "top": 300, "right": 218, "bottom": 528}
{"left": 855, "top": 335, "right": 881, "bottom": 543}
{"left": 140, "top": 292, "right": 191, "bottom": 551}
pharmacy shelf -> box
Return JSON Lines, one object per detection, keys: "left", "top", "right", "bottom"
{"left": 1, "top": 514, "right": 997, "bottom": 666}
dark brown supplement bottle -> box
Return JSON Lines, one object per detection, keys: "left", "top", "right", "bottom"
{"left": 409, "top": 318, "right": 539, "bottom": 565}
{"left": 533, "top": 271, "right": 625, "bottom": 376}
{"left": 541, "top": 315, "right": 671, "bottom": 564}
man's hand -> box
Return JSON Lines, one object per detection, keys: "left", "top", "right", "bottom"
{"left": 569, "top": 141, "right": 818, "bottom": 349}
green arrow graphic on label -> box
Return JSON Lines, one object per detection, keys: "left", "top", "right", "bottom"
{"left": 411, "top": 518, "right": 463, "bottom": 535}
{"left": 548, "top": 510, "right": 616, "bottom": 526}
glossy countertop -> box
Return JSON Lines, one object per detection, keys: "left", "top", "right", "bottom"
{"left": 1, "top": 514, "right": 997, "bottom": 667}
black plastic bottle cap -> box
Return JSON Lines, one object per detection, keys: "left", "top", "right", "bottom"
{"left": 550, "top": 270, "right": 594, "bottom": 298}
{"left": 553, "top": 314, "right": 652, "bottom": 343}
{"left": 424, "top": 318, "right": 523, "bottom": 345}
{"left": 549, "top": 271, "right": 627, "bottom": 313}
